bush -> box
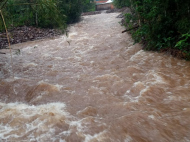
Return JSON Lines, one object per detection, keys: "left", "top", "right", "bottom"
{"left": 113, "top": 0, "right": 131, "bottom": 8}
{"left": 0, "top": 0, "right": 66, "bottom": 31}
{"left": 0, "top": 0, "right": 95, "bottom": 31}
{"left": 114, "top": 0, "right": 190, "bottom": 59}
{"left": 82, "top": 0, "right": 95, "bottom": 12}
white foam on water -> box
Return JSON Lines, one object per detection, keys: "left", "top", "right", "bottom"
{"left": 133, "top": 81, "right": 142, "bottom": 87}
{"left": 23, "top": 62, "right": 38, "bottom": 67}
{"left": 84, "top": 130, "right": 108, "bottom": 142}
{"left": 87, "top": 86, "right": 105, "bottom": 95}
{"left": 129, "top": 50, "right": 144, "bottom": 61}
{"left": 148, "top": 115, "right": 155, "bottom": 119}
{"left": 177, "top": 62, "right": 186, "bottom": 66}
{"left": 68, "top": 32, "right": 78, "bottom": 38}
{"left": 165, "top": 95, "right": 185, "bottom": 101}
{"left": 93, "top": 74, "right": 121, "bottom": 83}
{"left": 90, "top": 61, "right": 94, "bottom": 65}
{"left": 73, "top": 55, "right": 82, "bottom": 61}
{"left": 42, "top": 53, "right": 52, "bottom": 57}
{"left": 4, "top": 78, "right": 16, "bottom": 82}
{"left": 37, "top": 80, "right": 63, "bottom": 91}
{"left": 0, "top": 102, "right": 70, "bottom": 141}
{"left": 123, "top": 94, "right": 139, "bottom": 103}
{"left": 32, "top": 91, "right": 49, "bottom": 102}
{"left": 145, "top": 71, "right": 168, "bottom": 85}
{"left": 152, "top": 73, "right": 167, "bottom": 84}
{"left": 4, "top": 77, "right": 28, "bottom": 82}
{"left": 54, "top": 84, "right": 63, "bottom": 91}
{"left": 59, "top": 139, "right": 66, "bottom": 142}
{"left": 139, "top": 86, "right": 150, "bottom": 96}
{"left": 21, "top": 46, "right": 37, "bottom": 54}
{"left": 123, "top": 81, "right": 149, "bottom": 102}
{"left": 69, "top": 119, "right": 84, "bottom": 132}
{"left": 54, "top": 57, "right": 63, "bottom": 60}
{"left": 124, "top": 135, "right": 133, "bottom": 142}
{"left": 21, "top": 46, "right": 33, "bottom": 51}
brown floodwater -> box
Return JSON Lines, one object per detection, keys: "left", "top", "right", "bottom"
{"left": 0, "top": 13, "right": 190, "bottom": 142}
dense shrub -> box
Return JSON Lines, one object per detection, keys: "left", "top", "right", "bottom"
{"left": 114, "top": 0, "right": 190, "bottom": 59}
{"left": 0, "top": 0, "right": 65, "bottom": 30}
{"left": 0, "top": 0, "right": 95, "bottom": 31}
{"left": 113, "top": 0, "right": 131, "bottom": 8}
{"left": 82, "top": 0, "right": 95, "bottom": 13}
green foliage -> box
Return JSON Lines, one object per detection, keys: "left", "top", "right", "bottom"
{"left": 113, "top": 0, "right": 131, "bottom": 8}
{"left": 58, "top": 0, "right": 95, "bottom": 23}
{"left": 175, "top": 33, "right": 190, "bottom": 51}
{"left": 82, "top": 0, "right": 95, "bottom": 12}
{"left": 58, "top": 0, "right": 82, "bottom": 24}
{"left": 0, "top": 0, "right": 94, "bottom": 31}
{"left": 0, "top": 0, "right": 8, "bottom": 10}
{"left": 114, "top": 0, "right": 190, "bottom": 59}
{"left": 0, "top": 0, "right": 66, "bottom": 30}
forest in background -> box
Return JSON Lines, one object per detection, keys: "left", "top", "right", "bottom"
{"left": 114, "top": 0, "right": 190, "bottom": 60}
{"left": 0, "top": 0, "right": 95, "bottom": 31}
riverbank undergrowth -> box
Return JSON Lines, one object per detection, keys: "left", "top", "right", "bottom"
{"left": 114, "top": 0, "right": 190, "bottom": 60}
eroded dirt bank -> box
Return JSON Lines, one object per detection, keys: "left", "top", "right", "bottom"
{"left": 0, "top": 13, "right": 190, "bottom": 142}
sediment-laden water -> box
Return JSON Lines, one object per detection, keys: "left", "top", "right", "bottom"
{"left": 0, "top": 13, "right": 190, "bottom": 142}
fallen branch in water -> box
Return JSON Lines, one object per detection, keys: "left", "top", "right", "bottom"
{"left": 0, "top": 52, "right": 6, "bottom": 54}
{"left": 122, "top": 25, "right": 139, "bottom": 33}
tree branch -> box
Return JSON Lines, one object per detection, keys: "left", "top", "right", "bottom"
{"left": 122, "top": 25, "right": 139, "bottom": 33}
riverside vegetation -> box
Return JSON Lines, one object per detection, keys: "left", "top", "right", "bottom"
{"left": 0, "top": 0, "right": 95, "bottom": 29}
{"left": 114, "top": 0, "right": 190, "bottom": 60}
{"left": 0, "top": 0, "right": 95, "bottom": 48}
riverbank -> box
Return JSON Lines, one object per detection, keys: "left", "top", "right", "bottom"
{"left": 0, "top": 9, "right": 124, "bottom": 49}
{"left": 0, "top": 26, "right": 63, "bottom": 49}
{"left": 116, "top": 8, "right": 190, "bottom": 60}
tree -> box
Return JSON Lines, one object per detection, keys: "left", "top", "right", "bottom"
{"left": 0, "top": 0, "right": 95, "bottom": 31}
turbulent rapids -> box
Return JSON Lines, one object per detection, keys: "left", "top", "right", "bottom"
{"left": 0, "top": 13, "right": 190, "bottom": 142}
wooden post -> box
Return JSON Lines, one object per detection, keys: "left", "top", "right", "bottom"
{"left": 0, "top": 10, "right": 14, "bottom": 78}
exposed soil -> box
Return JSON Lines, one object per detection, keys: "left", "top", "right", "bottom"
{"left": 0, "top": 26, "right": 63, "bottom": 49}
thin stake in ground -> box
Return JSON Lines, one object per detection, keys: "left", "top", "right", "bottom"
{"left": 0, "top": 9, "right": 14, "bottom": 78}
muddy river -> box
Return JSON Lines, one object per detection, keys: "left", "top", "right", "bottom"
{"left": 0, "top": 13, "right": 190, "bottom": 142}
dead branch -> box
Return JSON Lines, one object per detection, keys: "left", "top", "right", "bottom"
{"left": 122, "top": 25, "right": 139, "bottom": 33}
